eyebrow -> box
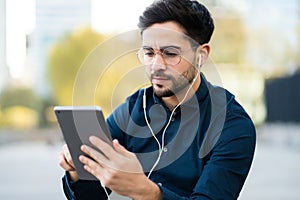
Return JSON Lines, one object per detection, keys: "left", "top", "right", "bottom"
{"left": 142, "top": 45, "right": 182, "bottom": 51}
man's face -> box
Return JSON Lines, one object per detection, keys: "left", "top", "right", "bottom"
{"left": 141, "top": 21, "right": 197, "bottom": 98}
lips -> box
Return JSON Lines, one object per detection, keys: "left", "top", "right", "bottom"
{"left": 151, "top": 76, "right": 170, "bottom": 85}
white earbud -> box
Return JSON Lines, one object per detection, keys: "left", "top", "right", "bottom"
{"left": 197, "top": 55, "right": 202, "bottom": 71}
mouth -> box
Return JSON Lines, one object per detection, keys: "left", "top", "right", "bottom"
{"left": 151, "top": 76, "right": 170, "bottom": 85}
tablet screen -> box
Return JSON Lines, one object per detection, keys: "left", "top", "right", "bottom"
{"left": 54, "top": 106, "right": 112, "bottom": 180}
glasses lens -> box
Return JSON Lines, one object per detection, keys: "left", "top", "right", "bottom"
{"left": 137, "top": 47, "right": 181, "bottom": 66}
{"left": 162, "top": 47, "right": 181, "bottom": 65}
{"left": 138, "top": 48, "right": 153, "bottom": 65}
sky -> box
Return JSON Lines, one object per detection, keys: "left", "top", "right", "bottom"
{"left": 91, "top": 0, "right": 153, "bottom": 33}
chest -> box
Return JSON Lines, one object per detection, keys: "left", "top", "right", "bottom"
{"left": 149, "top": 142, "right": 207, "bottom": 196}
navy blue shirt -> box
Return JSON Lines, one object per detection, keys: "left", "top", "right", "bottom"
{"left": 62, "top": 74, "right": 256, "bottom": 200}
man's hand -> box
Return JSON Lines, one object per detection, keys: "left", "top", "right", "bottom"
{"left": 58, "top": 144, "right": 79, "bottom": 182}
{"left": 79, "top": 136, "right": 162, "bottom": 200}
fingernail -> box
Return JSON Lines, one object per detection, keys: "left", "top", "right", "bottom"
{"left": 113, "top": 139, "right": 118, "bottom": 144}
{"left": 81, "top": 145, "right": 87, "bottom": 151}
{"left": 89, "top": 135, "right": 96, "bottom": 141}
{"left": 79, "top": 155, "right": 84, "bottom": 161}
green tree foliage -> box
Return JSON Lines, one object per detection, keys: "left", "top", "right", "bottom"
{"left": 0, "top": 87, "right": 42, "bottom": 111}
{"left": 69, "top": 30, "right": 143, "bottom": 116}
{"left": 48, "top": 28, "right": 106, "bottom": 106}
{"left": 0, "top": 87, "right": 56, "bottom": 127}
{"left": 0, "top": 87, "right": 42, "bottom": 128}
{"left": 48, "top": 28, "right": 143, "bottom": 116}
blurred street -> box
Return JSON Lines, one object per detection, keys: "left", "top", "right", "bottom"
{"left": 0, "top": 123, "right": 299, "bottom": 200}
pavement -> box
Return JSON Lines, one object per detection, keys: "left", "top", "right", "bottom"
{"left": 0, "top": 123, "right": 299, "bottom": 200}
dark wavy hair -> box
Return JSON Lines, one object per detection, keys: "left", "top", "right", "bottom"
{"left": 138, "top": 0, "right": 214, "bottom": 45}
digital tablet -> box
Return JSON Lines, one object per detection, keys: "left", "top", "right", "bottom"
{"left": 54, "top": 106, "right": 112, "bottom": 180}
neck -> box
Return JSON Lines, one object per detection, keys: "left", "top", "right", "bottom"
{"left": 162, "top": 74, "right": 201, "bottom": 111}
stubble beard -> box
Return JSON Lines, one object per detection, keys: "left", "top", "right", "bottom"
{"left": 152, "top": 66, "right": 197, "bottom": 98}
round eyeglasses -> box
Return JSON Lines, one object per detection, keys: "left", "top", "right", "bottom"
{"left": 137, "top": 46, "right": 182, "bottom": 66}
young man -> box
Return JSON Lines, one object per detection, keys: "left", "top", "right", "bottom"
{"left": 59, "top": 0, "right": 256, "bottom": 199}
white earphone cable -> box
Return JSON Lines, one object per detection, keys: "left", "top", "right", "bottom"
{"left": 101, "top": 183, "right": 111, "bottom": 200}
{"left": 144, "top": 66, "right": 200, "bottom": 178}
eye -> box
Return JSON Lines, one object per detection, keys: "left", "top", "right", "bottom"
{"left": 163, "top": 48, "right": 180, "bottom": 58}
{"left": 144, "top": 51, "right": 155, "bottom": 57}
{"left": 142, "top": 48, "right": 155, "bottom": 57}
{"left": 164, "top": 51, "right": 178, "bottom": 57}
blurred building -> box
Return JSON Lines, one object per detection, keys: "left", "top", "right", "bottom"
{"left": 28, "top": 0, "right": 92, "bottom": 97}
{"left": 265, "top": 72, "right": 300, "bottom": 123}
{"left": 0, "top": 0, "right": 8, "bottom": 93}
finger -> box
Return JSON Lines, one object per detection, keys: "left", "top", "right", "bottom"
{"left": 58, "top": 151, "right": 76, "bottom": 171}
{"left": 89, "top": 136, "right": 115, "bottom": 159}
{"left": 81, "top": 144, "right": 109, "bottom": 166}
{"left": 112, "top": 139, "right": 132, "bottom": 157}
{"left": 79, "top": 155, "right": 105, "bottom": 180}
{"left": 79, "top": 154, "right": 102, "bottom": 168}
{"left": 63, "top": 145, "right": 75, "bottom": 168}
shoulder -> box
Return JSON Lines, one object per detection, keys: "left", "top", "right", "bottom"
{"left": 200, "top": 80, "right": 256, "bottom": 157}
{"left": 127, "top": 88, "right": 145, "bottom": 103}
{"left": 217, "top": 89, "right": 256, "bottom": 154}
{"left": 108, "top": 88, "right": 144, "bottom": 118}
{"left": 106, "top": 88, "right": 147, "bottom": 133}
{"left": 224, "top": 89, "right": 256, "bottom": 135}
{"left": 205, "top": 79, "right": 255, "bottom": 134}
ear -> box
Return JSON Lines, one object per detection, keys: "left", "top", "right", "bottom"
{"left": 195, "top": 44, "right": 210, "bottom": 67}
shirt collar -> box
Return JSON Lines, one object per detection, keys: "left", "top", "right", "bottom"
{"left": 196, "top": 73, "right": 209, "bottom": 103}
{"left": 151, "top": 72, "right": 209, "bottom": 106}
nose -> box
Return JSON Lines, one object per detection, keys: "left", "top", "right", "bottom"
{"left": 151, "top": 53, "right": 167, "bottom": 72}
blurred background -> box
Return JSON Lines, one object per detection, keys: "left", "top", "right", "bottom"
{"left": 0, "top": 0, "right": 299, "bottom": 199}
